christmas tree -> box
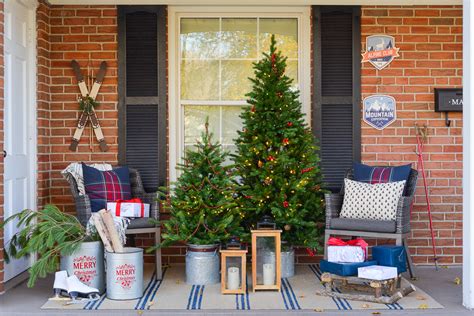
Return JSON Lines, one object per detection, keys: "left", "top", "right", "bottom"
{"left": 157, "top": 120, "right": 242, "bottom": 247}
{"left": 233, "top": 35, "right": 325, "bottom": 249}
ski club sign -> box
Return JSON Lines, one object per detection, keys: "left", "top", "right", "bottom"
{"left": 363, "top": 95, "right": 397, "bottom": 130}
{"left": 362, "top": 35, "right": 400, "bottom": 70}
{"left": 72, "top": 255, "right": 97, "bottom": 286}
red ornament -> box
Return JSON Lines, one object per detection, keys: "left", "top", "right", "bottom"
{"left": 287, "top": 122, "right": 293, "bottom": 127}
{"left": 301, "top": 167, "right": 315, "bottom": 174}
{"left": 268, "top": 155, "right": 275, "bottom": 162}
{"left": 244, "top": 195, "right": 252, "bottom": 199}
{"left": 306, "top": 248, "right": 315, "bottom": 257}
{"left": 283, "top": 201, "right": 289, "bottom": 208}
{"left": 251, "top": 106, "right": 256, "bottom": 113}
{"left": 271, "top": 53, "right": 276, "bottom": 64}
{"left": 282, "top": 138, "right": 290, "bottom": 145}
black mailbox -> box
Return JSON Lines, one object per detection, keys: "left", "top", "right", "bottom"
{"left": 435, "top": 88, "right": 463, "bottom": 112}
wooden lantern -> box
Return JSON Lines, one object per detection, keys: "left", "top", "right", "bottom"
{"left": 220, "top": 241, "right": 248, "bottom": 295}
{"left": 251, "top": 229, "right": 282, "bottom": 292}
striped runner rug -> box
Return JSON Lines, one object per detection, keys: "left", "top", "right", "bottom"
{"left": 41, "top": 264, "right": 443, "bottom": 311}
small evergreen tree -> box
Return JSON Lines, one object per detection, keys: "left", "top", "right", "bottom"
{"left": 157, "top": 121, "right": 242, "bottom": 247}
{"left": 233, "top": 35, "right": 325, "bottom": 249}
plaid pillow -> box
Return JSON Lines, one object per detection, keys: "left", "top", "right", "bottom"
{"left": 82, "top": 163, "right": 132, "bottom": 212}
{"left": 353, "top": 162, "right": 411, "bottom": 184}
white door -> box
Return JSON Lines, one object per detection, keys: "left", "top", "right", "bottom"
{"left": 4, "top": 0, "right": 36, "bottom": 282}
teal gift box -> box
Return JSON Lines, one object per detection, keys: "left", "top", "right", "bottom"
{"left": 372, "top": 245, "right": 407, "bottom": 274}
{"left": 319, "top": 259, "right": 378, "bottom": 276}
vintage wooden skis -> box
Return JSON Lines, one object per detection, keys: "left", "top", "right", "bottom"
{"left": 70, "top": 60, "right": 109, "bottom": 152}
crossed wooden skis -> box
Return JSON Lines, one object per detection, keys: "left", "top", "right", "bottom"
{"left": 69, "top": 60, "right": 109, "bottom": 152}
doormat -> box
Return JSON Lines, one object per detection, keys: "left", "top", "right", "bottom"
{"left": 42, "top": 264, "right": 443, "bottom": 311}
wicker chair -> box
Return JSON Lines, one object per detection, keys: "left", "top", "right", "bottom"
{"left": 65, "top": 167, "right": 162, "bottom": 280}
{"left": 324, "top": 168, "right": 418, "bottom": 279}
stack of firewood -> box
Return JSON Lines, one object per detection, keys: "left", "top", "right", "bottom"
{"left": 92, "top": 209, "right": 124, "bottom": 253}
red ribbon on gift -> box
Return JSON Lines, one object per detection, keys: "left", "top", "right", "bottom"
{"left": 115, "top": 198, "right": 144, "bottom": 217}
{"left": 327, "top": 237, "right": 369, "bottom": 259}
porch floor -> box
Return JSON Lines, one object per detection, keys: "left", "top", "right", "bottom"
{"left": 0, "top": 265, "right": 469, "bottom": 315}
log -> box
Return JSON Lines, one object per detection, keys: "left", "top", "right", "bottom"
{"left": 92, "top": 213, "right": 114, "bottom": 253}
{"left": 98, "top": 209, "right": 124, "bottom": 253}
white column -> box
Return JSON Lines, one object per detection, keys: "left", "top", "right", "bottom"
{"left": 463, "top": 0, "right": 474, "bottom": 310}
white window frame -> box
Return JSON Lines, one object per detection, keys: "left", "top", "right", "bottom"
{"left": 168, "top": 6, "right": 312, "bottom": 182}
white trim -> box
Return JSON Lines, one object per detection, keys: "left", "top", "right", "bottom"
{"left": 168, "top": 6, "right": 311, "bottom": 182}
{"left": 463, "top": 0, "right": 474, "bottom": 310}
{"left": 49, "top": 0, "right": 462, "bottom": 5}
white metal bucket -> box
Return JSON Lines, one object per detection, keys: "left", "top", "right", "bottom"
{"left": 106, "top": 247, "right": 144, "bottom": 300}
{"left": 60, "top": 241, "right": 105, "bottom": 294}
{"left": 186, "top": 244, "right": 220, "bottom": 285}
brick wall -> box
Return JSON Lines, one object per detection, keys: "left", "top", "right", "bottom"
{"left": 361, "top": 5, "right": 463, "bottom": 265}
{"left": 46, "top": 4, "right": 119, "bottom": 208}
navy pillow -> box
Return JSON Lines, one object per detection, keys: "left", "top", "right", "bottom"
{"left": 82, "top": 163, "right": 132, "bottom": 212}
{"left": 353, "top": 162, "right": 412, "bottom": 185}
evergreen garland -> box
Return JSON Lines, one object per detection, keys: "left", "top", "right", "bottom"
{"left": 1, "top": 205, "right": 98, "bottom": 287}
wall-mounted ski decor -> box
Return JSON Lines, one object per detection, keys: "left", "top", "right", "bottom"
{"left": 70, "top": 60, "right": 109, "bottom": 152}
{"left": 363, "top": 95, "right": 397, "bottom": 130}
{"left": 361, "top": 35, "right": 400, "bottom": 70}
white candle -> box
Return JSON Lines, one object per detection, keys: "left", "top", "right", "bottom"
{"left": 263, "top": 263, "right": 275, "bottom": 285}
{"left": 227, "top": 267, "right": 240, "bottom": 290}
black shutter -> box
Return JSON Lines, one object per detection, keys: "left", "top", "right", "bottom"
{"left": 312, "top": 6, "right": 361, "bottom": 192}
{"left": 118, "top": 6, "right": 167, "bottom": 192}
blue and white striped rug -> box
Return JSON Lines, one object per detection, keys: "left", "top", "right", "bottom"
{"left": 42, "top": 264, "right": 443, "bottom": 311}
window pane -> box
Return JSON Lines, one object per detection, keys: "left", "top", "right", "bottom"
{"left": 286, "top": 60, "right": 299, "bottom": 89}
{"left": 181, "top": 60, "right": 219, "bottom": 100}
{"left": 222, "top": 106, "right": 244, "bottom": 144}
{"left": 184, "top": 106, "right": 220, "bottom": 146}
{"left": 259, "top": 18, "right": 298, "bottom": 59}
{"left": 221, "top": 60, "right": 255, "bottom": 100}
{"left": 181, "top": 18, "right": 220, "bottom": 59}
{"left": 221, "top": 18, "right": 258, "bottom": 59}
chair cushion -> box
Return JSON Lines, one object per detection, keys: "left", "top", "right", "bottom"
{"left": 83, "top": 163, "right": 132, "bottom": 212}
{"left": 340, "top": 178, "right": 405, "bottom": 221}
{"left": 353, "top": 162, "right": 412, "bottom": 184}
{"left": 330, "top": 217, "right": 397, "bottom": 233}
{"left": 127, "top": 217, "right": 156, "bottom": 229}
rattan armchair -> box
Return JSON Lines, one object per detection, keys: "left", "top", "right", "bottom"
{"left": 324, "top": 168, "right": 418, "bottom": 278}
{"left": 65, "top": 167, "right": 162, "bottom": 280}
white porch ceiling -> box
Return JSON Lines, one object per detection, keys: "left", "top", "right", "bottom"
{"left": 48, "top": 0, "right": 462, "bottom": 6}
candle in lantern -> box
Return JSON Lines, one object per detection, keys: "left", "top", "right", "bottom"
{"left": 227, "top": 267, "right": 240, "bottom": 290}
{"left": 263, "top": 263, "right": 275, "bottom": 285}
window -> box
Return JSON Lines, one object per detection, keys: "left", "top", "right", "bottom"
{"left": 169, "top": 7, "right": 311, "bottom": 181}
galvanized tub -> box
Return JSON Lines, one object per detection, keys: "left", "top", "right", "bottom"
{"left": 60, "top": 241, "right": 105, "bottom": 294}
{"left": 186, "top": 244, "right": 220, "bottom": 285}
{"left": 106, "top": 247, "right": 144, "bottom": 300}
{"left": 260, "top": 247, "right": 295, "bottom": 279}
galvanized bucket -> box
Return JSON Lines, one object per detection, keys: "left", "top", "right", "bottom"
{"left": 186, "top": 244, "right": 220, "bottom": 285}
{"left": 260, "top": 247, "right": 295, "bottom": 279}
{"left": 106, "top": 247, "right": 144, "bottom": 300}
{"left": 60, "top": 241, "right": 105, "bottom": 294}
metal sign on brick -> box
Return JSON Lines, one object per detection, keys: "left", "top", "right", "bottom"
{"left": 363, "top": 95, "right": 397, "bottom": 130}
{"left": 362, "top": 35, "right": 400, "bottom": 70}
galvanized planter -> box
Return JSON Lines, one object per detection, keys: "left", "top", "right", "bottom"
{"left": 260, "top": 247, "right": 295, "bottom": 279}
{"left": 186, "top": 244, "right": 220, "bottom": 285}
{"left": 60, "top": 240, "right": 105, "bottom": 294}
{"left": 106, "top": 247, "right": 144, "bottom": 300}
